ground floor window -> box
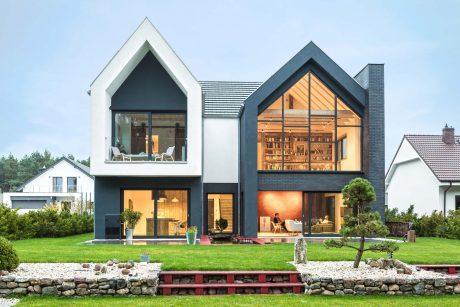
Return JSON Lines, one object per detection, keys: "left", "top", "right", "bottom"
{"left": 207, "top": 194, "right": 234, "bottom": 233}
{"left": 257, "top": 191, "right": 348, "bottom": 236}
{"left": 456, "top": 195, "right": 460, "bottom": 211}
{"left": 122, "top": 189, "right": 188, "bottom": 237}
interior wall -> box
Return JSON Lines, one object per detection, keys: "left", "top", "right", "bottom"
{"left": 258, "top": 191, "right": 302, "bottom": 222}
{"left": 337, "top": 126, "right": 360, "bottom": 170}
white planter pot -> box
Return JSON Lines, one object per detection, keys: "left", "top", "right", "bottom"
{"left": 126, "top": 228, "right": 133, "bottom": 245}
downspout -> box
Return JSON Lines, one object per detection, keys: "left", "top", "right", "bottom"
{"left": 443, "top": 182, "right": 452, "bottom": 217}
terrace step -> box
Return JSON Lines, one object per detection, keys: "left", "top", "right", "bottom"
{"left": 158, "top": 271, "right": 303, "bottom": 295}
{"left": 417, "top": 264, "right": 460, "bottom": 275}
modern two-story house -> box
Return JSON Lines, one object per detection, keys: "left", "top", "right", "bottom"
{"left": 90, "top": 19, "right": 384, "bottom": 239}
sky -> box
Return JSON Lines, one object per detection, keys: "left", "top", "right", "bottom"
{"left": 0, "top": 0, "right": 459, "bottom": 168}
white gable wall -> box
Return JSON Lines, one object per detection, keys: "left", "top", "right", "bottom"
{"left": 203, "top": 118, "right": 239, "bottom": 183}
{"left": 90, "top": 19, "right": 202, "bottom": 177}
{"left": 21, "top": 160, "right": 94, "bottom": 194}
{"left": 387, "top": 158, "right": 440, "bottom": 215}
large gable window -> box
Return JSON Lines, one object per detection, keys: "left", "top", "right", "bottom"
{"left": 257, "top": 72, "right": 361, "bottom": 171}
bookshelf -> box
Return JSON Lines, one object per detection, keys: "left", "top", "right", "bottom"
{"left": 259, "top": 132, "right": 335, "bottom": 171}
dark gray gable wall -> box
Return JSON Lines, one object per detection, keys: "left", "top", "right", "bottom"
{"left": 240, "top": 42, "right": 383, "bottom": 237}
{"left": 111, "top": 51, "right": 187, "bottom": 111}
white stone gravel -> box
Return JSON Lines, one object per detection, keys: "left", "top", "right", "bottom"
{"left": 8, "top": 263, "right": 162, "bottom": 280}
{"left": 0, "top": 298, "right": 19, "bottom": 307}
{"left": 294, "top": 261, "right": 447, "bottom": 280}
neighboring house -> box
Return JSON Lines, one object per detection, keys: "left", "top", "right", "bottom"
{"left": 2, "top": 157, "right": 94, "bottom": 213}
{"left": 386, "top": 125, "right": 460, "bottom": 216}
{"left": 90, "top": 19, "right": 384, "bottom": 239}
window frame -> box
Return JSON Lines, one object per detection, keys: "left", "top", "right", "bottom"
{"left": 52, "top": 177, "right": 63, "bottom": 193}
{"left": 67, "top": 177, "right": 77, "bottom": 193}
{"left": 257, "top": 71, "right": 363, "bottom": 172}
{"left": 111, "top": 110, "right": 187, "bottom": 161}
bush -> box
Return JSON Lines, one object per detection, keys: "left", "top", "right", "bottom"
{"left": 0, "top": 204, "right": 93, "bottom": 240}
{"left": 445, "top": 210, "right": 460, "bottom": 240}
{"left": 0, "top": 236, "right": 19, "bottom": 271}
{"left": 413, "top": 211, "right": 446, "bottom": 237}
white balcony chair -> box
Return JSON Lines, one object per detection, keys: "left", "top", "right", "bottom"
{"left": 155, "top": 146, "right": 175, "bottom": 161}
{"left": 111, "top": 146, "right": 131, "bottom": 161}
{"left": 285, "top": 219, "right": 302, "bottom": 235}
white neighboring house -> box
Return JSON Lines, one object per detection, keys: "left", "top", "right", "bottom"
{"left": 2, "top": 157, "right": 94, "bottom": 213}
{"left": 386, "top": 125, "right": 460, "bottom": 216}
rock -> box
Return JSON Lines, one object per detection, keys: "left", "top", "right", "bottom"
{"left": 62, "top": 282, "right": 76, "bottom": 290}
{"left": 62, "top": 289, "right": 75, "bottom": 296}
{"left": 101, "top": 266, "right": 107, "bottom": 273}
{"left": 76, "top": 288, "right": 88, "bottom": 295}
{"left": 14, "top": 277, "right": 29, "bottom": 283}
{"left": 98, "top": 284, "right": 110, "bottom": 290}
{"left": 354, "top": 285, "right": 365, "bottom": 292}
{"left": 42, "top": 286, "right": 58, "bottom": 295}
{"left": 414, "top": 282, "right": 425, "bottom": 295}
{"left": 121, "top": 269, "right": 130, "bottom": 275}
{"left": 82, "top": 263, "right": 90, "bottom": 269}
{"left": 335, "top": 290, "right": 345, "bottom": 295}
{"left": 326, "top": 284, "right": 336, "bottom": 291}
{"left": 308, "top": 288, "right": 322, "bottom": 295}
{"left": 294, "top": 236, "right": 307, "bottom": 264}
{"left": 117, "top": 263, "right": 125, "bottom": 269}
{"left": 343, "top": 289, "right": 354, "bottom": 295}
{"left": 369, "top": 260, "right": 381, "bottom": 268}
{"left": 364, "top": 279, "right": 374, "bottom": 287}
{"left": 112, "top": 259, "right": 119, "bottom": 264}
{"left": 381, "top": 284, "right": 388, "bottom": 291}
{"left": 399, "top": 284, "right": 412, "bottom": 292}
{"left": 106, "top": 261, "right": 113, "bottom": 266}
{"left": 397, "top": 269, "right": 405, "bottom": 274}
{"left": 125, "top": 263, "right": 133, "bottom": 270}
{"left": 77, "top": 283, "right": 88, "bottom": 289}
{"left": 116, "top": 288, "right": 129, "bottom": 295}
{"left": 6, "top": 282, "right": 17, "bottom": 288}
{"left": 33, "top": 285, "right": 41, "bottom": 293}
{"left": 0, "top": 289, "right": 12, "bottom": 295}
{"left": 130, "top": 286, "right": 141, "bottom": 294}
{"left": 322, "top": 290, "right": 334, "bottom": 295}
{"left": 141, "top": 286, "right": 155, "bottom": 295}
{"left": 116, "top": 279, "right": 127, "bottom": 289}
{"left": 0, "top": 270, "right": 8, "bottom": 276}
{"left": 434, "top": 279, "right": 446, "bottom": 287}
{"left": 454, "top": 284, "right": 460, "bottom": 294}
{"left": 366, "top": 287, "right": 380, "bottom": 294}
{"left": 12, "top": 288, "right": 27, "bottom": 295}
{"left": 94, "top": 264, "right": 101, "bottom": 271}
{"left": 343, "top": 279, "right": 354, "bottom": 289}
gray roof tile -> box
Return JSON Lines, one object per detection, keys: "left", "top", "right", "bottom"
{"left": 405, "top": 135, "right": 460, "bottom": 182}
{"left": 200, "top": 81, "right": 262, "bottom": 117}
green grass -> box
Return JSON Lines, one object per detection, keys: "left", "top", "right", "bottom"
{"left": 11, "top": 233, "right": 460, "bottom": 270}
{"left": 15, "top": 295, "right": 460, "bottom": 307}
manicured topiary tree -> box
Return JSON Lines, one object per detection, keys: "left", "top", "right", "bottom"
{"left": 0, "top": 236, "right": 19, "bottom": 271}
{"left": 324, "top": 178, "right": 398, "bottom": 268}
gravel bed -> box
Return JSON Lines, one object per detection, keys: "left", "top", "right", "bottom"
{"left": 0, "top": 298, "right": 19, "bottom": 307}
{"left": 8, "top": 263, "right": 162, "bottom": 280}
{"left": 294, "top": 261, "right": 447, "bottom": 280}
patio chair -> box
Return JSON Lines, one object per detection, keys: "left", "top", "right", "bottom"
{"left": 155, "top": 146, "right": 175, "bottom": 161}
{"left": 111, "top": 146, "right": 131, "bottom": 161}
{"left": 271, "top": 222, "right": 282, "bottom": 233}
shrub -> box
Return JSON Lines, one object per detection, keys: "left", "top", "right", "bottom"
{"left": 0, "top": 236, "right": 19, "bottom": 271}
{"left": 445, "top": 210, "right": 460, "bottom": 240}
{"left": 413, "top": 211, "right": 446, "bottom": 237}
{"left": 0, "top": 204, "right": 93, "bottom": 240}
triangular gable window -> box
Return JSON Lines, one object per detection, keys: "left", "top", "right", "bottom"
{"left": 257, "top": 72, "right": 361, "bottom": 171}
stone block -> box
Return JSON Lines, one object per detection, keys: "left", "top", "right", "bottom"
{"left": 388, "top": 284, "right": 399, "bottom": 291}
{"left": 62, "top": 282, "right": 76, "bottom": 290}
{"left": 116, "top": 288, "right": 129, "bottom": 295}
{"left": 12, "top": 288, "right": 27, "bottom": 295}
{"left": 62, "top": 289, "right": 75, "bottom": 296}
{"left": 39, "top": 279, "right": 53, "bottom": 286}
{"left": 434, "top": 279, "right": 447, "bottom": 287}
{"left": 6, "top": 282, "right": 17, "bottom": 288}
{"left": 322, "top": 290, "right": 334, "bottom": 295}
{"left": 76, "top": 288, "right": 88, "bottom": 295}
{"left": 42, "top": 286, "right": 58, "bottom": 295}
{"left": 294, "top": 236, "right": 307, "bottom": 264}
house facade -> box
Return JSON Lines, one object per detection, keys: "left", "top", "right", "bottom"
{"left": 90, "top": 19, "right": 385, "bottom": 239}
{"left": 2, "top": 157, "right": 94, "bottom": 214}
{"left": 386, "top": 125, "right": 460, "bottom": 215}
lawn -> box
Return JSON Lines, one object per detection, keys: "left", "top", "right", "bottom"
{"left": 15, "top": 295, "right": 460, "bottom": 307}
{"left": 11, "top": 233, "right": 460, "bottom": 270}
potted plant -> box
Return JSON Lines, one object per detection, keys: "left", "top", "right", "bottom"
{"left": 186, "top": 226, "right": 198, "bottom": 245}
{"left": 121, "top": 209, "right": 142, "bottom": 244}
{"left": 215, "top": 218, "right": 228, "bottom": 233}
{"left": 140, "top": 251, "right": 150, "bottom": 263}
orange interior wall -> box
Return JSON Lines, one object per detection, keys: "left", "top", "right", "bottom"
{"left": 258, "top": 191, "right": 302, "bottom": 222}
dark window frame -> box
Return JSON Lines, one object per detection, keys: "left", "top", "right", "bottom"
{"left": 67, "top": 177, "right": 77, "bottom": 193}
{"left": 52, "top": 177, "right": 63, "bottom": 193}
{"left": 112, "top": 110, "right": 187, "bottom": 161}
{"left": 455, "top": 195, "right": 460, "bottom": 211}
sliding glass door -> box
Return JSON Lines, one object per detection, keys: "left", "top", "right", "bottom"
{"left": 122, "top": 189, "right": 188, "bottom": 238}
{"left": 303, "top": 192, "right": 346, "bottom": 235}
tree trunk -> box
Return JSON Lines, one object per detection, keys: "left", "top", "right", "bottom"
{"left": 353, "top": 236, "right": 365, "bottom": 268}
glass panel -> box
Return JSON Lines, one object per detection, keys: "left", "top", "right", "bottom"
{"left": 310, "top": 116, "right": 335, "bottom": 171}
{"left": 156, "top": 190, "right": 188, "bottom": 236}
{"left": 284, "top": 127, "right": 309, "bottom": 171}
{"left": 337, "top": 126, "right": 361, "bottom": 171}
{"left": 123, "top": 190, "right": 155, "bottom": 237}
{"left": 337, "top": 99, "right": 361, "bottom": 126}
{"left": 67, "top": 177, "right": 77, "bottom": 193}
{"left": 207, "top": 194, "right": 233, "bottom": 233}
{"left": 258, "top": 121, "right": 283, "bottom": 170}
{"left": 310, "top": 193, "right": 347, "bottom": 233}
{"left": 53, "top": 177, "right": 62, "bottom": 192}
{"left": 114, "top": 113, "right": 149, "bottom": 161}
{"left": 303, "top": 193, "right": 309, "bottom": 235}
{"left": 283, "top": 73, "right": 309, "bottom": 126}
{"left": 258, "top": 96, "right": 283, "bottom": 121}
{"left": 310, "top": 74, "right": 335, "bottom": 114}
{"left": 257, "top": 191, "right": 302, "bottom": 235}
{"left": 151, "top": 114, "right": 186, "bottom": 161}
